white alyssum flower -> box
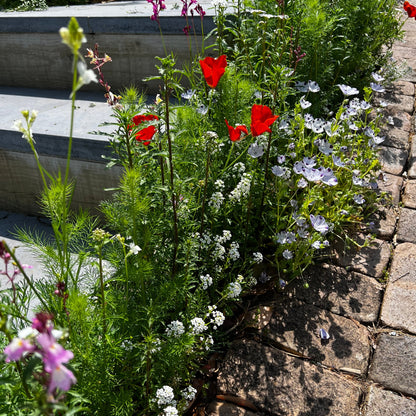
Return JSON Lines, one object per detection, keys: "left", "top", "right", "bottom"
{"left": 229, "top": 241, "right": 240, "bottom": 261}
{"left": 214, "top": 179, "right": 225, "bottom": 190}
{"left": 210, "top": 310, "right": 225, "bottom": 329}
{"left": 209, "top": 191, "right": 225, "bottom": 210}
{"left": 165, "top": 321, "right": 185, "bottom": 338}
{"left": 204, "top": 335, "right": 214, "bottom": 350}
{"left": 163, "top": 406, "right": 178, "bottom": 416}
{"left": 182, "top": 386, "right": 197, "bottom": 401}
{"left": 156, "top": 386, "right": 175, "bottom": 407}
{"left": 212, "top": 242, "right": 226, "bottom": 260}
{"left": 227, "top": 281, "right": 242, "bottom": 298}
{"left": 200, "top": 274, "right": 213, "bottom": 289}
{"left": 229, "top": 173, "right": 252, "bottom": 203}
{"left": 190, "top": 317, "right": 207, "bottom": 334}
{"left": 253, "top": 252, "right": 263, "bottom": 264}
{"left": 215, "top": 230, "right": 232, "bottom": 244}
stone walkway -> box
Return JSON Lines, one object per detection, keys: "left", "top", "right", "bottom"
{"left": 206, "top": 18, "right": 416, "bottom": 416}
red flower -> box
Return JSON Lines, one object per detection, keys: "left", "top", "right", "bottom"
{"left": 132, "top": 114, "right": 158, "bottom": 125}
{"left": 135, "top": 125, "right": 157, "bottom": 145}
{"left": 225, "top": 119, "right": 248, "bottom": 142}
{"left": 404, "top": 1, "right": 416, "bottom": 17}
{"left": 250, "top": 104, "right": 279, "bottom": 137}
{"left": 132, "top": 113, "right": 159, "bottom": 145}
{"left": 199, "top": 55, "right": 227, "bottom": 88}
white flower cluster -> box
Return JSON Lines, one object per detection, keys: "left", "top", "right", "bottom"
{"left": 200, "top": 274, "right": 213, "bottom": 289}
{"left": 211, "top": 310, "right": 225, "bottom": 329}
{"left": 204, "top": 334, "right": 214, "bottom": 350}
{"left": 207, "top": 305, "right": 225, "bottom": 329}
{"left": 209, "top": 191, "right": 225, "bottom": 210}
{"left": 215, "top": 230, "right": 232, "bottom": 244}
{"left": 253, "top": 252, "right": 263, "bottom": 263}
{"left": 212, "top": 242, "right": 226, "bottom": 261}
{"left": 190, "top": 317, "right": 206, "bottom": 334}
{"left": 182, "top": 386, "right": 197, "bottom": 401}
{"left": 199, "top": 232, "right": 212, "bottom": 249}
{"left": 214, "top": 179, "right": 225, "bottom": 190}
{"left": 227, "top": 281, "right": 242, "bottom": 298}
{"left": 229, "top": 173, "right": 252, "bottom": 203}
{"left": 229, "top": 241, "right": 240, "bottom": 261}
{"left": 163, "top": 406, "right": 178, "bottom": 416}
{"left": 149, "top": 338, "right": 161, "bottom": 354}
{"left": 156, "top": 386, "right": 175, "bottom": 407}
{"left": 165, "top": 320, "right": 185, "bottom": 338}
{"left": 232, "top": 162, "right": 246, "bottom": 174}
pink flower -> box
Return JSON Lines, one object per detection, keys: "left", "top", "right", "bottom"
{"left": 4, "top": 337, "right": 35, "bottom": 362}
{"left": 37, "top": 333, "right": 74, "bottom": 373}
{"left": 48, "top": 364, "right": 77, "bottom": 394}
{"left": 147, "top": 0, "right": 166, "bottom": 21}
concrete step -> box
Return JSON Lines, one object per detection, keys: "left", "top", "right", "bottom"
{"left": 0, "top": 0, "right": 216, "bottom": 93}
{"left": 0, "top": 86, "right": 122, "bottom": 214}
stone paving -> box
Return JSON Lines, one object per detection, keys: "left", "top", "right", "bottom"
{"left": 206, "top": 18, "right": 416, "bottom": 416}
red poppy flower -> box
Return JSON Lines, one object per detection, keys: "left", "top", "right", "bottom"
{"left": 404, "top": 1, "right": 416, "bottom": 17}
{"left": 199, "top": 55, "right": 227, "bottom": 88}
{"left": 132, "top": 114, "right": 159, "bottom": 125}
{"left": 250, "top": 104, "right": 279, "bottom": 137}
{"left": 225, "top": 119, "right": 248, "bottom": 142}
{"left": 135, "top": 125, "right": 157, "bottom": 145}
{"left": 132, "top": 113, "right": 159, "bottom": 145}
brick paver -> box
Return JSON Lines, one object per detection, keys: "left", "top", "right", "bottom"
{"left": 369, "top": 334, "right": 416, "bottom": 397}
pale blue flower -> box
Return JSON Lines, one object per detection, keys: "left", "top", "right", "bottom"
{"left": 370, "top": 82, "right": 385, "bottom": 93}
{"left": 282, "top": 249, "right": 293, "bottom": 259}
{"left": 319, "top": 328, "right": 330, "bottom": 340}
{"left": 300, "top": 96, "right": 312, "bottom": 109}
{"left": 338, "top": 84, "right": 359, "bottom": 96}
{"left": 353, "top": 194, "right": 365, "bottom": 204}
{"left": 310, "top": 214, "right": 329, "bottom": 234}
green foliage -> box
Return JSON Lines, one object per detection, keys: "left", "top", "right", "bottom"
{"left": 220, "top": 0, "right": 403, "bottom": 112}
{"left": 0, "top": 3, "right": 405, "bottom": 415}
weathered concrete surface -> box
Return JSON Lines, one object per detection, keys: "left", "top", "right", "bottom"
{"left": 260, "top": 298, "right": 371, "bottom": 374}
{"left": 377, "top": 173, "right": 403, "bottom": 206}
{"left": 408, "top": 135, "right": 416, "bottom": 179}
{"left": 329, "top": 234, "right": 391, "bottom": 279}
{"left": 396, "top": 207, "right": 416, "bottom": 243}
{"left": 0, "top": 149, "right": 122, "bottom": 214}
{"left": 367, "top": 206, "right": 399, "bottom": 240}
{"left": 377, "top": 146, "right": 408, "bottom": 176}
{"left": 207, "top": 400, "right": 264, "bottom": 416}
{"left": 369, "top": 334, "right": 416, "bottom": 397}
{"left": 363, "top": 385, "right": 416, "bottom": 416}
{"left": 402, "top": 179, "right": 416, "bottom": 208}
{"left": 293, "top": 263, "right": 383, "bottom": 323}
{"left": 381, "top": 243, "right": 416, "bottom": 334}
{"left": 216, "top": 340, "right": 362, "bottom": 416}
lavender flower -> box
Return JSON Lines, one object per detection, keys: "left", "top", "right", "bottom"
{"left": 337, "top": 84, "right": 359, "bottom": 96}
{"left": 310, "top": 214, "right": 329, "bottom": 234}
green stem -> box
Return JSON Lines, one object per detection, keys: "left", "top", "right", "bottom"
{"left": 98, "top": 245, "right": 107, "bottom": 335}
{"left": 3, "top": 241, "right": 49, "bottom": 312}
{"left": 260, "top": 130, "right": 273, "bottom": 210}
{"left": 164, "top": 86, "right": 178, "bottom": 275}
